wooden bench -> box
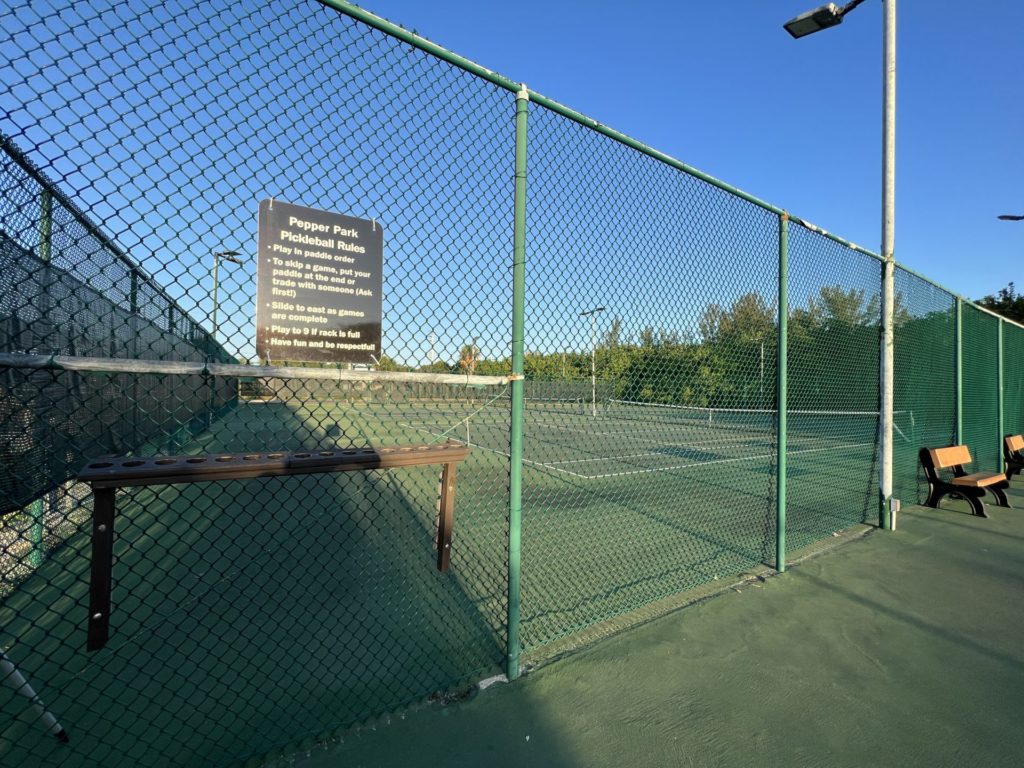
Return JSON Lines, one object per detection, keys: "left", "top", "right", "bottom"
{"left": 919, "top": 445, "right": 1010, "bottom": 518}
{"left": 77, "top": 442, "right": 470, "bottom": 651}
{"left": 1004, "top": 435, "right": 1024, "bottom": 480}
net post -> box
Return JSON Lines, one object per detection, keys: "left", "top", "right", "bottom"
{"left": 776, "top": 212, "right": 788, "bottom": 573}
{"left": 998, "top": 318, "right": 1005, "bottom": 473}
{"left": 955, "top": 298, "right": 963, "bottom": 444}
{"left": 506, "top": 84, "right": 529, "bottom": 682}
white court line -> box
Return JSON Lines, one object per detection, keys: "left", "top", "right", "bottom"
{"left": 400, "top": 423, "right": 594, "bottom": 479}
{"left": 526, "top": 419, "right": 783, "bottom": 448}
{"left": 455, "top": 416, "right": 739, "bottom": 450}
{"left": 544, "top": 433, "right": 846, "bottom": 466}
{"left": 400, "top": 421, "right": 873, "bottom": 481}
{"left": 579, "top": 441, "right": 876, "bottom": 480}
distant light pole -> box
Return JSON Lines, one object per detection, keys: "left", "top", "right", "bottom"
{"left": 784, "top": 0, "right": 897, "bottom": 530}
{"left": 760, "top": 339, "right": 766, "bottom": 407}
{"left": 211, "top": 250, "right": 244, "bottom": 341}
{"left": 580, "top": 306, "right": 606, "bottom": 417}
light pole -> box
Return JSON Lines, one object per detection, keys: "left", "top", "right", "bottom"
{"left": 760, "top": 339, "right": 766, "bottom": 407}
{"left": 784, "top": 0, "right": 897, "bottom": 530}
{"left": 580, "top": 306, "right": 605, "bottom": 417}
{"left": 211, "top": 250, "right": 244, "bottom": 342}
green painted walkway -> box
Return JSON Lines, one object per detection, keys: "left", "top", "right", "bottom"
{"left": 293, "top": 488, "right": 1024, "bottom": 768}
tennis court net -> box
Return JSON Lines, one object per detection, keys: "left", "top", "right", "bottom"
{"left": 605, "top": 399, "right": 911, "bottom": 442}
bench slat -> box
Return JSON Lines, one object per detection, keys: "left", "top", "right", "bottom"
{"left": 928, "top": 445, "right": 972, "bottom": 470}
{"left": 951, "top": 472, "right": 1006, "bottom": 489}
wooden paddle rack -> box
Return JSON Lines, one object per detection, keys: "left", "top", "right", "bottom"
{"left": 77, "top": 442, "right": 470, "bottom": 651}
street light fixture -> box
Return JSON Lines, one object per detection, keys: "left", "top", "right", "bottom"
{"left": 580, "top": 306, "right": 606, "bottom": 417}
{"left": 997, "top": 214, "right": 1024, "bottom": 221}
{"left": 783, "top": 0, "right": 868, "bottom": 39}
{"left": 211, "top": 250, "right": 245, "bottom": 341}
{"left": 784, "top": 0, "right": 897, "bottom": 530}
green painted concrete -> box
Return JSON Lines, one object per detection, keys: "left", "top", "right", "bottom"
{"left": 293, "top": 490, "right": 1024, "bottom": 768}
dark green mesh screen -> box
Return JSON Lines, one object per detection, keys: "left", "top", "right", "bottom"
{"left": 785, "top": 223, "right": 880, "bottom": 549}
{"left": 961, "top": 305, "right": 1001, "bottom": 472}
{"left": 1004, "top": 323, "right": 1024, "bottom": 439}
{"left": 892, "top": 268, "right": 956, "bottom": 505}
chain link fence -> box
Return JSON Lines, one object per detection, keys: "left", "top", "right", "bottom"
{"left": 1, "top": 1, "right": 1021, "bottom": 766}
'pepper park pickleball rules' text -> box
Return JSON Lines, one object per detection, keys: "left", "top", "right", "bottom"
{"left": 256, "top": 200, "right": 383, "bottom": 364}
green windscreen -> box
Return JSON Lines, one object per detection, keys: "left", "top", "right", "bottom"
{"left": 892, "top": 268, "right": 956, "bottom": 505}
{"left": 961, "top": 305, "right": 1000, "bottom": 471}
{"left": 1004, "top": 322, "right": 1024, "bottom": 440}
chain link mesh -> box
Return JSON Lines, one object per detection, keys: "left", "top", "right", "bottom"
{"left": 0, "top": 1, "right": 1019, "bottom": 766}
{"left": 521, "top": 104, "right": 779, "bottom": 651}
{"left": 785, "top": 223, "right": 880, "bottom": 550}
{"left": 2, "top": 2, "right": 512, "bottom": 766}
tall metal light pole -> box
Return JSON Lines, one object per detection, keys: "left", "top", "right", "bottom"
{"left": 580, "top": 306, "right": 605, "bottom": 417}
{"left": 211, "top": 250, "right": 244, "bottom": 341}
{"left": 784, "top": 0, "right": 897, "bottom": 530}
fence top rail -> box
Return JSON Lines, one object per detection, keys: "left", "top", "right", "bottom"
{"left": 0, "top": 352, "right": 514, "bottom": 386}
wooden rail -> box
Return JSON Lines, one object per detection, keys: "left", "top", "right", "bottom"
{"left": 77, "top": 442, "right": 470, "bottom": 651}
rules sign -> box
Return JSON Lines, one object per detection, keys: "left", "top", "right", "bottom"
{"left": 256, "top": 200, "right": 383, "bottom": 364}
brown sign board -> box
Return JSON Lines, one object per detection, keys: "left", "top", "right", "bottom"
{"left": 256, "top": 200, "right": 383, "bottom": 364}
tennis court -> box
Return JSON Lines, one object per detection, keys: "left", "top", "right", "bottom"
{"left": 392, "top": 396, "right": 907, "bottom": 482}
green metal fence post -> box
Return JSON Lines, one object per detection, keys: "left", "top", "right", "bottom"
{"left": 776, "top": 213, "right": 789, "bottom": 572}
{"left": 998, "top": 318, "right": 1005, "bottom": 472}
{"left": 507, "top": 84, "right": 529, "bottom": 681}
{"left": 29, "top": 190, "right": 54, "bottom": 569}
{"left": 955, "top": 298, "right": 963, "bottom": 444}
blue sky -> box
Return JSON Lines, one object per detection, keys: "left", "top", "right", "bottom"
{"left": 359, "top": 0, "right": 1024, "bottom": 302}
{"left": 2, "top": 0, "right": 1021, "bottom": 365}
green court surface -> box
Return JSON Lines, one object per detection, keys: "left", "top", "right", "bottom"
{"left": 289, "top": 487, "right": 1024, "bottom": 768}
{"left": 0, "top": 397, "right": 905, "bottom": 766}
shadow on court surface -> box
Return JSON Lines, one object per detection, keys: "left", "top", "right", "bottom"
{"left": 292, "top": 488, "right": 1024, "bottom": 768}
{"left": 0, "top": 403, "right": 509, "bottom": 768}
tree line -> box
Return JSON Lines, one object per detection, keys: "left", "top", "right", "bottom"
{"left": 375, "top": 285, "right": 936, "bottom": 412}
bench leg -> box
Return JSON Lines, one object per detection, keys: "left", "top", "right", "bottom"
{"left": 963, "top": 491, "right": 988, "bottom": 518}
{"left": 989, "top": 484, "right": 1011, "bottom": 509}
{"left": 924, "top": 483, "right": 944, "bottom": 509}
{"left": 436, "top": 462, "right": 457, "bottom": 572}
